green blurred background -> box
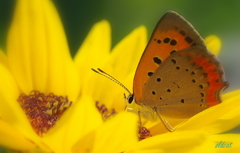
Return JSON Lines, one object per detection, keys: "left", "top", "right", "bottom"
{"left": 0, "top": 0, "right": 239, "bottom": 92}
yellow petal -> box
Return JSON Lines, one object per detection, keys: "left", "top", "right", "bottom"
{"left": 108, "top": 26, "right": 147, "bottom": 79}
{"left": 72, "top": 112, "right": 138, "bottom": 153}
{"left": 87, "top": 26, "right": 147, "bottom": 111}
{"left": 64, "top": 95, "right": 103, "bottom": 152}
{"left": 0, "top": 63, "right": 27, "bottom": 133}
{"left": 72, "top": 130, "right": 96, "bottom": 153}
{"left": 0, "top": 49, "right": 8, "bottom": 69}
{"left": 7, "top": 0, "right": 80, "bottom": 101}
{"left": 41, "top": 105, "right": 74, "bottom": 153}
{"left": 221, "top": 89, "right": 239, "bottom": 100}
{"left": 0, "top": 119, "right": 36, "bottom": 150}
{"left": 91, "top": 112, "right": 138, "bottom": 153}
{"left": 177, "top": 90, "right": 240, "bottom": 132}
{"left": 74, "top": 20, "right": 111, "bottom": 77}
{"left": 42, "top": 95, "right": 102, "bottom": 153}
{"left": 202, "top": 90, "right": 240, "bottom": 134}
{"left": 0, "top": 63, "right": 51, "bottom": 151}
{"left": 205, "top": 35, "right": 221, "bottom": 56}
{"left": 105, "top": 26, "right": 147, "bottom": 110}
{"left": 125, "top": 131, "right": 206, "bottom": 153}
{"left": 191, "top": 134, "right": 240, "bottom": 153}
{"left": 74, "top": 20, "right": 111, "bottom": 105}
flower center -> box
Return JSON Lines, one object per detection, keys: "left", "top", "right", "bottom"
{"left": 18, "top": 90, "right": 72, "bottom": 136}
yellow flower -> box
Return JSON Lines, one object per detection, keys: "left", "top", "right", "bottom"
{"left": 0, "top": 0, "right": 138, "bottom": 152}
{"left": 1, "top": 0, "right": 79, "bottom": 151}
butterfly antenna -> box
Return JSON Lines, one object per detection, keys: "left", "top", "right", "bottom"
{"left": 91, "top": 68, "right": 132, "bottom": 95}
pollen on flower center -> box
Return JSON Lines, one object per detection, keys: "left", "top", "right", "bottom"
{"left": 18, "top": 90, "right": 72, "bottom": 136}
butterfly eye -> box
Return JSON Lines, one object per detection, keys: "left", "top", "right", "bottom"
{"left": 127, "top": 94, "right": 134, "bottom": 104}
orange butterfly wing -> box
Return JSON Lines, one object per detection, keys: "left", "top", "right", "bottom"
{"left": 133, "top": 11, "right": 206, "bottom": 104}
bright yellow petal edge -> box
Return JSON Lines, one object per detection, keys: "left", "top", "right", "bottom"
{"left": 0, "top": 49, "right": 8, "bottom": 69}
{"left": 74, "top": 20, "right": 111, "bottom": 75}
{"left": 176, "top": 90, "right": 240, "bottom": 132}
{"left": 0, "top": 119, "right": 36, "bottom": 150}
{"left": 72, "top": 112, "right": 138, "bottom": 153}
{"left": 125, "top": 130, "right": 207, "bottom": 153}
{"left": 205, "top": 35, "right": 221, "bottom": 56}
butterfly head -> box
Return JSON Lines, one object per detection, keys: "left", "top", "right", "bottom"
{"left": 124, "top": 93, "right": 134, "bottom": 104}
{"left": 124, "top": 94, "right": 142, "bottom": 113}
{"left": 124, "top": 93, "right": 137, "bottom": 112}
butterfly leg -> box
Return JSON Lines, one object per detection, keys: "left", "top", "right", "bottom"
{"left": 153, "top": 107, "right": 175, "bottom": 132}
{"left": 138, "top": 111, "right": 143, "bottom": 134}
{"left": 138, "top": 111, "right": 152, "bottom": 140}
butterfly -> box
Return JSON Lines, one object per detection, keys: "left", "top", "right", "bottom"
{"left": 92, "top": 11, "right": 228, "bottom": 131}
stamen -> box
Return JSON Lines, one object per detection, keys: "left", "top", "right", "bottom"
{"left": 139, "top": 126, "right": 152, "bottom": 140}
{"left": 18, "top": 90, "right": 72, "bottom": 136}
{"left": 95, "top": 101, "right": 116, "bottom": 120}
{"left": 95, "top": 101, "right": 151, "bottom": 140}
